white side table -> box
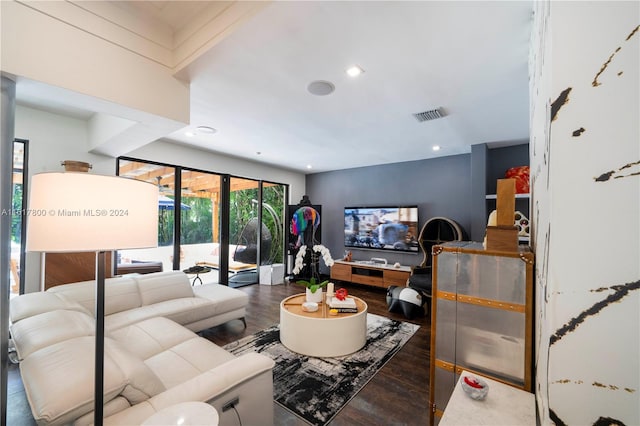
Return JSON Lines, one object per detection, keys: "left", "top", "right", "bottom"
{"left": 141, "top": 402, "right": 219, "bottom": 425}
{"left": 439, "top": 370, "right": 535, "bottom": 426}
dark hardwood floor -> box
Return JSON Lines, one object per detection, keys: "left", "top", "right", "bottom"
{"left": 7, "top": 281, "right": 431, "bottom": 426}
{"left": 201, "top": 281, "right": 432, "bottom": 426}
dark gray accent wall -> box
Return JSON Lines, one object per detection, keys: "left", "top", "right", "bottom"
{"left": 306, "top": 154, "right": 472, "bottom": 270}
{"left": 486, "top": 144, "right": 530, "bottom": 194}
{"left": 470, "top": 144, "right": 488, "bottom": 241}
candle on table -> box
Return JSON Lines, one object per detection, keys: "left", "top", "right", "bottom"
{"left": 327, "top": 282, "right": 334, "bottom": 296}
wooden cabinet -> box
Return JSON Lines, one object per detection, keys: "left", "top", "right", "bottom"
{"left": 330, "top": 262, "right": 352, "bottom": 282}
{"left": 330, "top": 260, "right": 411, "bottom": 289}
{"left": 45, "top": 251, "right": 113, "bottom": 290}
{"left": 429, "top": 242, "right": 534, "bottom": 425}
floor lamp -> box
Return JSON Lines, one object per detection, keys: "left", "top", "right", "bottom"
{"left": 25, "top": 172, "right": 158, "bottom": 426}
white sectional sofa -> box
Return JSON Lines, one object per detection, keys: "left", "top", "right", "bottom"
{"left": 9, "top": 271, "right": 275, "bottom": 426}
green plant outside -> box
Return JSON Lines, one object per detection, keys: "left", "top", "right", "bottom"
{"left": 158, "top": 184, "right": 285, "bottom": 264}
{"left": 11, "top": 183, "right": 22, "bottom": 243}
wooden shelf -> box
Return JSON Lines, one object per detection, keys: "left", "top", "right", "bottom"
{"left": 485, "top": 193, "right": 530, "bottom": 200}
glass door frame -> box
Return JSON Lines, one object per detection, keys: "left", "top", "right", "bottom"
{"left": 117, "top": 156, "right": 289, "bottom": 286}
{"left": 12, "top": 138, "right": 28, "bottom": 295}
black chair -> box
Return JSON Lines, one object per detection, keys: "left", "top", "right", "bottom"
{"left": 407, "top": 217, "right": 464, "bottom": 314}
{"left": 233, "top": 218, "right": 272, "bottom": 264}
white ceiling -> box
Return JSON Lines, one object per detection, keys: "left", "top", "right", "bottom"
{"left": 16, "top": 1, "right": 534, "bottom": 174}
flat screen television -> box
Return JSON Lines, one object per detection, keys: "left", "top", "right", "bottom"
{"left": 344, "top": 206, "right": 419, "bottom": 253}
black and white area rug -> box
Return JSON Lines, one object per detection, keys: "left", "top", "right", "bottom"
{"left": 223, "top": 314, "right": 420, "bottom": 426}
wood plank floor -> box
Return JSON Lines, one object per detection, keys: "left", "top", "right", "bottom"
{"left": 201, "top": 281, "right": 432, "bottom": 426}
{"left": 7, "top": 281, "right": 432, "bottom": 425}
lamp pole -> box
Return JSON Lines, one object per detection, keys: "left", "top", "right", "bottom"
{"left": 94, "top": 251, "right": 106, "bottom": 426}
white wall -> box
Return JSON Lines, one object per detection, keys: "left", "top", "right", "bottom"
{"left": 1, "top": 1, "right": 189, "bottom": 124}
{"left": 128, "top": 140, "right": 306, "bottom": 202}
{"left": 530, "top": 2, "right": 639, "bottom": 425}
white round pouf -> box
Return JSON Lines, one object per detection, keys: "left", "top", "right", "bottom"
{"left": 141, "top": 402, "right": 219, "bottom": 426}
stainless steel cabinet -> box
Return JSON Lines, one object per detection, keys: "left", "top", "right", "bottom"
{"left": 429, "top": 242, "right": 534, "bottom": 425}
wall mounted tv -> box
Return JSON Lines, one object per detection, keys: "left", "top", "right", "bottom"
{"left": 344, "top": 206, "right": 419, "bottom": 253}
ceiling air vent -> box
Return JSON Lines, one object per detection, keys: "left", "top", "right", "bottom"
{"left": 413, "top": 108, "right": 444, "bottom": 122}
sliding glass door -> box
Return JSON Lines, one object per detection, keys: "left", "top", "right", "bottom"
{"left": 261, "top": 182, "right": 287, "bottom": 284}
{"left": 177, "top": 169, "right": 222, "bottom": 283}
{"left": 117, "top": 160, "right": 177, "bottom": 273}
{"left": 227, "top": 177, "right": 260, "bottom": 286}
{"left": 117, "top": 157, "right": 288, "bottom": 286}
{"left": 9, "top": 139, "right": 27, "bottom": 296}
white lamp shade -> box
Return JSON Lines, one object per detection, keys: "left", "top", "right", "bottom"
{"left": 26, "top": 172, "right": 158, "bottom": 252}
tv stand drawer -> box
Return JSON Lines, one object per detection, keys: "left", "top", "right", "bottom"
{"left": 330, "top": 261, "right": 411, "bottom": 289}
{"left": 330, "top": 263, "right": 352, "bottom": 281}
{"left": 384, "top": 269, "right": 411, "bottom": 286}
{"left": 351, "top": 274, "right": 385, "bottom": 288}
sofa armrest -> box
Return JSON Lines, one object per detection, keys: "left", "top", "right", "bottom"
{"left": 104, "top": 352, "right": 275, "bottom": 426}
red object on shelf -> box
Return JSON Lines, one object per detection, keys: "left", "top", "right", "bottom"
{"left": 335, "top": 288, "right": 348, "bottom": 301}
{"left": 505, "top": 166, "right": 530, "bottom": 194}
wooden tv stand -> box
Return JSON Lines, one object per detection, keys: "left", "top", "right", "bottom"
{"left": 330, "top": 260, "right": 411, "bottom": 289}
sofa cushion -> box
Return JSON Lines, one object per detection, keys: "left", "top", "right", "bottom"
{"left": 9, "top": 291, "right": 89, "bottom": 323}
{"left": 144, "top": 337, "right": 235, "bottom": 389}
{"left": 75, "top": 397, "right": 132, "bottom": 426}
{"left": 9, "top": 309, "right": 94, "bottom": 360}
{"left": 20, "top": 336, "right": 127, "bottom": 426}
{"left": 47, "top": 276, "right": 141, "bottom": 315}
{"left": 105, "top": 340, "right": 166, "bottom": 404}
{"left": 192, "top": 283, "right": 249, "bottom": 313}
{"left": 135, "top": 271, "right": 194, "bottom": 306}
{"left": 104, "top": 298, "right": 202, "bottom": 332}
{"left": 109, "top": 317, "right": 199, "bottom": 360}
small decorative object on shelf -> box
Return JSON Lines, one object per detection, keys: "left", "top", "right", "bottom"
{"left": 343, "top": 250, "right": 353, "bottom": 262}
{"left": 485, "top": 179, "right": 519, "bottom": 252}
{"left": 505, "top": 166, "right": 530, "bottom": 194}
{"left": 514, "top": 211, "right": 530, "bottom": 237}
{"left": 461, "top": 375, "right": 489, "bottom": 401}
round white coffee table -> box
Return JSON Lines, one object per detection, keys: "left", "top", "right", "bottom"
{"left": 279, "top": 293, "right": 368, "bottom": 357}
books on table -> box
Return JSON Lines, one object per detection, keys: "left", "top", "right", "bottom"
{"left": 328, "top": 297, "right": 357, "bottom": 309}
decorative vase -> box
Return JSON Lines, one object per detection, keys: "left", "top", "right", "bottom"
{"left": 305, "top": 288, "right": 323, "bottom": 303}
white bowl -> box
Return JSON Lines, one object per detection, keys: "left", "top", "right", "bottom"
{"left": 301, "top": 302, "right": 319, "bottom": 312}
{"left": 461, "top": 375, "right": 489, "bottom": 400}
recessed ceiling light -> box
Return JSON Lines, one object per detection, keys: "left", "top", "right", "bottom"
{"left": 346, "top": 65, "right": 364, "bottom": 77}
{"left": 256, "top": 151, "right": 261, "bottom": 155}
{"left": 432, "top": 145, "right": 441, "bottom": 151}
{"left": 185, "top": 131, "right": 195, "bottom": 137}
{"left": 306, "top": 164, "right": 313, "bottom": 169}
{"left": 307, "top": 80, "right": 335, "bottom": 96}
{"left": 196, "top": 126, "right": 217, "bottom": 134}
